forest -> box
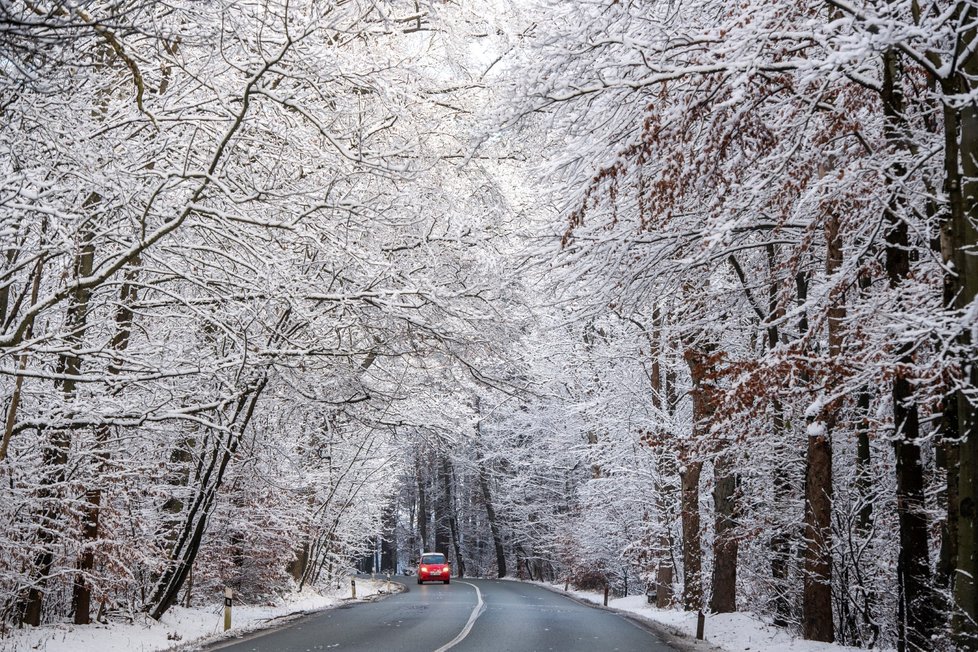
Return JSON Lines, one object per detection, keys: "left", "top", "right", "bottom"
{"left": 0, "top": 0, "right": 976, "bottom": 650}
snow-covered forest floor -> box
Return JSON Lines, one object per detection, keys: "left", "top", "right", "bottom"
{"left": 2, "top": 578, "right": 391, "bottom": 652}
{"left": 527, "top": 580, "right": 884, "bottom": 652}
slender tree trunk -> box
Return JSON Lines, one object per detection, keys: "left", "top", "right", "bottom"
{"left": 381, "top": 502, "right": 397, "bottom": 573}
{"left": 798, "top": 252, "right": 833, "bottom": 642}
{"left": 441, "top": 456, "right": 465, "bottom": 578}
{"left": 474, "top": 398, "right": 506, "bottom": 578}
{"left": 0, "top": 249, "right": 44, "bottom": 462}
{"left": 950, "top": 34, "right": 978, "bottom": 646}
{"left": 478, "top": 465, "right": 506, "bottom": 578}
{"left": 710, "top": 453, "right": 738, "bottom": 613}
{"left": 147, "top": 380, "right": 267, "bottom": 620}
{"left": 853, "top": 338, "right": 880, "bottom": 644}
{"left": 417, "top": 457, "right": 428, "bottom": 553}
{"left": 434, "top": 456, "right": 451, "bottom": 557}
{"left": 770, "top": 403, "right": 793, "bottom": 627}
{"left": 648, "top": 306, "right": 675, "bottom": 606}
{"left": 762, "top": 244, "right": 794, "bottom": 627}
{"left": 881, "top": 46, "right": 936, "bottom": 652}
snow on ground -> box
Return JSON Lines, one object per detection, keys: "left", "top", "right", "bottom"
{"left": 1, "top": 577, "right": 394, "bottom": 652}
{"left": 533, "top": 581, "right": 889, "bottom": 652}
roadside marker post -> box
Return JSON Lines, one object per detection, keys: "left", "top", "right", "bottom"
{"left": 386, "top": 572, "right": 391, "bottom": 594}
{"left": 223, "top": 587, "right": 232, "bottom": 631}
{"left": 696, "top": 610, "right": 705, "bottom": 640}
{"left": 603, "top": 585, "right": 609, "bottom": 607}
{"left": 351, "top": 577, "right": 357, "bottom": 599}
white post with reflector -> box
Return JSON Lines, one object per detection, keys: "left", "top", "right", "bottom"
{"left": 223, "top": 587, "right": 232, "bottom": 631}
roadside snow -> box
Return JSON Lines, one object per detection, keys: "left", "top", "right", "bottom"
{"left": 534, "top": 581, "right": 890, "bottom": 652}
{"left": 1, "top": 578, "right": 393, "bottom": 652}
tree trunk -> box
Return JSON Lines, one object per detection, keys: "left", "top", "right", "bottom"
{"left": 147, "top": 381, "right": 267, "bottom": 620}
{"left": 802, "top": 427, "right": 833, "bottom": 642}
{"left": 440, "top": 456, "right": 465, "bottom": 578}
{"left": 769, "top": 408, "right": 793, "bottom": 627}
{"left": 881, "top": 46, "right": 936, "bottom": 651}
{"left": 381, "top": 501, "right": 397, "bottom": 573}
{"left": 950, "top": 35, "right": 978, "bottom": 646}
{"left": 680, "top": 460, "right": 703, "bottom": 611}
{"left": 478, "top": 465, "right": 506, "bottom": 578}
{"left": 655, "top": 450, "right": 677, "bottom": 608}
{"left": 680, "top": 338, "right": 715, "bottom": 612}
{"left": 763, "top": 245, "right": 794, "bottom": 627}
{"left": 434, "top": 456, "right": 451, "bottom": 557}
{"left": 474, "top": 398, "right": 506, "bottom": 578}
{"left": 648, "top": 306, "right": 676, "bottom": 607}
{"left": 0, "top": 245, "right": 44, "bottom": 463}
{"left": 417, "top": 457, "right": 428, "bottom": 553}
{"left": 710, "top": 453, "right": 738, "bottom": 613}
{"left": 800, "top": 231, "right": 834, "bottom": 641}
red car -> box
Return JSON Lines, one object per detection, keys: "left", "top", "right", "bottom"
{"left": 417, "top": 552, "right": 451, "bottom": 584}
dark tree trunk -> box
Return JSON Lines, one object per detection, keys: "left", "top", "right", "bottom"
{"left": 381, "top": 502, "right": 397, "bottom": 573}
{"left": 474, "top": 398, "right": 506, "bottom": 578}
{"left": 440, "top": 456, "right": 465, "bottom": 578}
{"left": 936, "top": 106, "right": 961, "bottom": 597}
{"left": 769, "top": 409, "right": 793, "bottom": 627}
{"left": 680, "top": 460, "right": 703, "bottom": 611}
{"left": 798, "top": 244, "right": 833, "bottom": 642}
{"left": 710, "top": 453, "right": 738, "bottom": 613}
{"left": 147, "top": 382, "right": 266, "bottom": 620}
{"left": 417, "top": 456, "right": 428, "bottom": 553}
{"left": 478, "top": 466, "right": 506, "bottom": 578}
{"left": 802, "top": 428, "right": 833, "bottom": 642}
{"left": 855, "top": 399, "right": 874, "bottom": 536}
{"left": 434, "top": 457, "right": 451, "bottom": 557}
{"left": 763, "top": 245, "right": 794, "bottom": 627}
{"left": 881, "top": 46, "right": 936, "bottom": 651}
{"left": 949, "top": 40, "right": 978, "bottom": 647}
{"left": 680, "top": 338, "right": 716, "bottom": 612}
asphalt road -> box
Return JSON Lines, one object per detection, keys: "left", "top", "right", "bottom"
{"left": 210, "top": 577, "right": 678, "bottom": 652}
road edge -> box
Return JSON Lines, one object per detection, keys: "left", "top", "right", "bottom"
{"left": 176, "top": 580, "right": 408, "bottom": 652}
{"left": 521, "top": 579, "right": 724, "bottom": 652}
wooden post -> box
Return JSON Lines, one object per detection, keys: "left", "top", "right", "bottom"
{"left": 696, "top": 610, "right": 705, "bottom": 640}
{"left": 223, "top": 587, "right": 232, "bottom": 632}
{"left": 564, "top": 579, "right": 569, "bottom": 592}
{"left": 351, "top": 577, "right": 357, "bottom": 599}
{"left": 603, "top": 585, "right": 609, "bottom": 607}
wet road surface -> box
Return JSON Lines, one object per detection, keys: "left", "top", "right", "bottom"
{"left": 210, "top": 577, "right": 678, "bottom": 652}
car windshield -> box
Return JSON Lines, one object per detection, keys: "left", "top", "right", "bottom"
{"left": 421, "top": 554, "right": 446, "bottom": 565}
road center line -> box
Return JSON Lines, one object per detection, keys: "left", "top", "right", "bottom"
{"left": 433, "top": 581, "right": 486, "bottom": 652}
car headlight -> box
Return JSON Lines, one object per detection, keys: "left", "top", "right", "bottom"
{"left": 420, "top": 566, "right": 428, "bottom": 572}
